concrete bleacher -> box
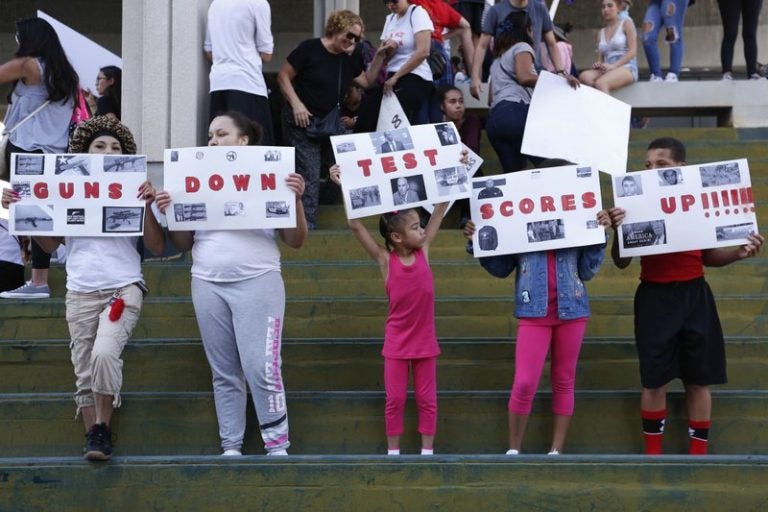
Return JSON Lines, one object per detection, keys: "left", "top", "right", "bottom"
{"left": 457, "top": 79, "right": 768, "bottom": 128}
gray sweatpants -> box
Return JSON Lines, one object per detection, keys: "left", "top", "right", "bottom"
{"left": 191, "top": 272, "right": 289, "bottom": 453}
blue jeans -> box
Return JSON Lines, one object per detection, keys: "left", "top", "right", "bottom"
{"left": 642, "top": 0, "right": 688, "bottom": 76}
{"left": 485, "top": 100, "right": 541, "bottom": 172}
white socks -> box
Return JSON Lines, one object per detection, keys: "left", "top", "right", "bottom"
{"left": 387, "top": 448, "right": 434, "bottom": 455}
{"left": 387, "top": 449, "right": 400, "bottom": 456}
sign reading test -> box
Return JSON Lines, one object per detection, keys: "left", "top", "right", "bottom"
{"left": 163, "top": 145, "right": 296, "bottom": 231}
{"left": 614, "top": 158, "right": 758, "bottom": 257}
{"left": 330, "top": 123, "right": 464, "bottom": 218}
{"left": 9, "top": 152, "right": 147, "bottom": 236}
{"left": 471, "top": 165, "right": 605, "bottom": 257}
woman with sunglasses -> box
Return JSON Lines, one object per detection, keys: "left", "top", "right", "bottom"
{"left": 380, "top": 0, "right": 434, "bottom": 124}
{"left": 278, "top": 9, "right": 393, "bottom": 230}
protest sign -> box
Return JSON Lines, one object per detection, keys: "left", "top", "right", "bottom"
{"left": 9, "top": 153, "right": 147, "bottom": 236}
{"left": 331, "top": 123, "right": 464, "bottom": 218}
{"left": 521, "top": 71, "right": 631, "bottom": 175}
{"left": 163, "top": 145, "right": 296, "bottom": 231}
{"left": 471, "top": 165, "right": 605, "bottom": 257}
{"left": 613, "top": 159, "right": 758, "bottom": 257}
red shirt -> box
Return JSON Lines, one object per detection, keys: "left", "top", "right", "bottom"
{"left": 412, "top": 0, "right": 463, "bottom": 42}
{"left": 640, "top": 250, "right": 705, "bottom": 283}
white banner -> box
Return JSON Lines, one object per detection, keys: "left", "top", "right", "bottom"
{"left": 331, "top": 123, "right": 464, "bottom": 218}
{"left": 376, "top": 93, "right": 410, "bottom": 133}
{"left": 9, "top": 153, "right": 147, "bottom": 236}
{"left": 39, "top": 11, "right": 122, "bottom": 92}
{"left": 521, "top": 71, "right": 631, "bottom": 175}
{"left": 614, "top": 159, "right": 758, "bottom": 257}
{"left": 470, "top": 165, "right": 605, "bottom": 256}
{"left": 163, "top": 146, "right": 297, "bottom": 231}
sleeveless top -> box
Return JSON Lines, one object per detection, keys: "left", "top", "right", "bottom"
{"left": 3, "top": 59, "right": 73, "bottom": 153}
{"left": 598, "top": 21, "right": 637, "bottom": 71}
{"left": 383, "top": 248, "right": 440, "bottom": 359}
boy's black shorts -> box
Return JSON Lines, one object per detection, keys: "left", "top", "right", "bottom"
{"left": 634, "top": 277, "right": 727, "bottom": 388}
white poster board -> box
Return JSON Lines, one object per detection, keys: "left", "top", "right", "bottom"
{"left": 9, "top": 153, "right": 147, "bottom": 236}
{"left": 163, "top": 145, "right": 297, "bottom": 231}
{"left": 330, "top": 123, "right": 464, "bottom": 218}
{"left": 521, "top": 71, "right": 631, "bottom": 175}
{"left": 376, "top": 94, "right": 410, "bottom": 133}
{"left": 39, "top": 11, "right": 122, "bottom": 93}
{"left": 471, "top": 165, "right": 605, "bottom": 256}
{"left": 613, "top": 159, "right": 758, "bottom": 257}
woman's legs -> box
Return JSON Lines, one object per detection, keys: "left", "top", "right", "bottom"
{"left": 741, "top": 0, "right": 764, "bottom": 77}
{"left": 231, "top": 272, "right": 290, "bottom": 453}
{"left": 485, "top": 101, "right": 530, "bottom": 172}
{"left": 717, "top": 0, "right": 741, "bottom": 74}
{"left": 192, "top": 277, "right": 247, "bottom": 452}
{"left": 662, "top": 0, "right": 688, "bottom": 76}
{"left": 393, "top": 74, "right": 434, "bottom": 125}
{"left": 281, "top": 105, "right": 322, "bottom": 230}
{"left": 642, "top": 0, "right": 663, "bottom": 77}
{"left": 548, "top": 320, "right": 587, "bottom": 453}
{"left": 507, "top": 323, "right": 553, "bottom": 451}
{"left": 593, "top": 67, "right": 636, "bottom": 93}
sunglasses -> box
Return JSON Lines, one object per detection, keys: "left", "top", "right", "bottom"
{"left": 345, "top": 32, "right": 361, "bottom": 43}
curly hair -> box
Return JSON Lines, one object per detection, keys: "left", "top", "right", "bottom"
{"left": 68, "top": 116, "right": 137, "bottom": 155}
{"left": 324, "top": 9, "right": 364, "bottom": 38}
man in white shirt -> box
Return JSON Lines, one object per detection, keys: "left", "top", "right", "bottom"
{"left": 204, "top": 0, "right": 275, "bottom": 144}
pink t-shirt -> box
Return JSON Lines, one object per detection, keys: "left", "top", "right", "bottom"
{"left": 383, "top": 248, "right": 440, "bottom": 359}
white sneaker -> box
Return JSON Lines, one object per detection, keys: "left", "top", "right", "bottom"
{"left": 749, "top": 73, "right": 765, "bottom": 80}
{"left": 547, "top": 449, "right": 561, "bottom": 455}
{"left": 664, "top": 73, "right": 678, "bottom": 82}
{"left": 649, "top": 74, "right": 663, "bottom": 83}
{"left": 505, "top": 449, "right": 519, "bottom": 455}
{"left": 387, "top": 449, "right": 400, "bottom": 456}
{"left": 267, "top": 449, "right": 288, "bottom": 456}
{"left": 722, "top": 72, "right": 733, "bottom": 81}
{"left": 222, "top": 449, "right": 242, "bottom": 456}
{"left": 0, "top": 281, "right": 50, "bottom": 299}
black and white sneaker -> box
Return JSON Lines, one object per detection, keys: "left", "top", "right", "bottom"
{"left": 84, "top": 423, "right": 113, "bottom": 461}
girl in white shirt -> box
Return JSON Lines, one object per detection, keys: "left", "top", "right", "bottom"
{"left": 156, "top": 111, "right": 307, "bottom": 456}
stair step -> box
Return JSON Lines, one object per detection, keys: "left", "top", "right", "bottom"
{"left": 3, "top": 455, "right": 768, "bottom": 512}
{"left": 1, "top": 390, "right": 766, "bottom": 457}
{"left": 3, "top": 337, "right": 767, "bottom": 393}
{"left": 2, "top": 295, "right": 766, "bottom": 339}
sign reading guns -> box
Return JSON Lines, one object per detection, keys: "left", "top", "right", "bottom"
{"left": 9, "top": 152, "right": 148, "bottom": 236}
{"left": 613, "top": 159, "right": 758, "bottom": 258}
{"left": 163, "top": 145, "right": 296, "bottom": 231}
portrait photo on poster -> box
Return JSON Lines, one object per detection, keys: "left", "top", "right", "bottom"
{"left": 102, "top": 206, "right": 144, "bottom": 234}
{"left": 615, "top": 175, "right": 643, "bottom": 197}
{"left": 699, "top": 161, "right": 741, "bottom": 187}
{"left": 475, "top": 177, "right": 505, "bottom": 199}
{"left": 14, "top": 154, "right": 45, "bottom": 175}
{"left": 174, "top": 203, "right": 208, "bottom": 222}
{"left": 349, "top": 185, "right": 382, "bottom": 210}
{"left": 434, "top": 123, "right": 458, "bottom": 146}
{"left": 658, "top": 168, "right": 682, "bottom": 186}
{"left": 14, "top": 204, "right": 54, "bottom": 231}
{"left": 391, "top": 176, "right": 425, "bottom": 206}
{"left": 55, "top": 155, "right": 90, "bottom": 176}
{"left": 372, "top": 128, "right": 414, "bottom": 155}
{"left": 622, "top": 219, "right": 667, "bottom": 249}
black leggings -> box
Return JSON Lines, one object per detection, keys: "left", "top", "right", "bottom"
{"left": 717, "top": 0, "right": 764, "bottom": 76}
{"left": 5, "top": 141, "right": 51, "bottom": 270}
{"left": 389, "top": 73, "right": 434, "bottom": 125}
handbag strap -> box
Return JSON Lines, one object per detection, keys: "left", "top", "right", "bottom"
{"left": 3, "top": 100, "right": 51, "bottom": 136}
{"left": 499, "top": 59, "right": 532, "bottom": 102}
{"left": 335, "top": 59, "right": 342, "bottom": 106}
